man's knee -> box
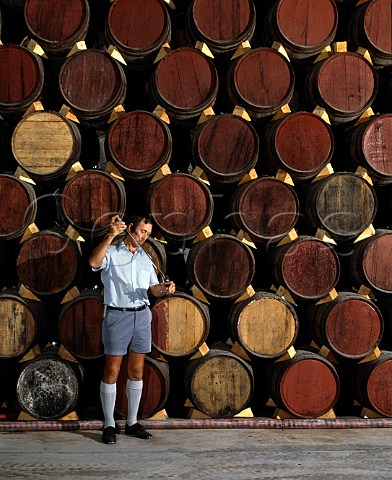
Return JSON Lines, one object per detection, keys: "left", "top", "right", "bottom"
{"left": 127, "top": 353, "right": 145, "bottom": 380}
{"left": 103, "top": 356, "right": 122, "bottom": 383}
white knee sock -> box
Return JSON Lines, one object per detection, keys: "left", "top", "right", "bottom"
{"left": 100, "top": 381, "right": 116, "bottom": 429}
{"left": 126, "top": 379, "right": 143, "bottom": 427}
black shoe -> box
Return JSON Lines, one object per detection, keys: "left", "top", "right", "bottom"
{"left": 125, "top": 422, "right": 153, "bottom": 439}
{"left": 102, "top": 425, "right": 117, "bottom": 444}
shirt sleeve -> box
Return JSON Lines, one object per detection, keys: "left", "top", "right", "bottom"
{"left": 91, "top": 248, "right": 110, "bottom": 272}
{"left": 150, "top": 267, "right": 159, "bottom": 286}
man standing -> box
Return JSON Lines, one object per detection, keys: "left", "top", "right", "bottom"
{"left": 89, "top": 214, "right": 175, "bottom": 444}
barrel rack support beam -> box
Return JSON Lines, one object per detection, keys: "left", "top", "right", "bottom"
{"left": 2, "top": 418, "right": 392, "bottom": 432}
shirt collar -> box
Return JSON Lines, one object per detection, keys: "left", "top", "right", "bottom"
{"left": 117, "top": 241, "right": 143, "bottom": 255}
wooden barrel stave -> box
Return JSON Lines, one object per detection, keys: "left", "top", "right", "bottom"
{"left": 59, "top": 49, "right": 127, "bottom": 128}
{"left": 184, "top": 347, "right": 254, "bottom": 418}
{"left": 272, "top": 236, "right": 340, "bottom": 301}
{"left": 58, "top": 289, "right": 104, "bottom": 361}
{"left": 228, "top": 291, "right": 299, "bottom": 359}
{"left": 105, "top": 110, "right": 172, "bottom": 180}
{"left": 305, "top": 52, "right": 378, "bottom": 124}
{"left": 226, "top": 47, "right": 295, "bottom": 119}
{"left": 151, "top": 291, "right": 210, "bottom": 358}
{"left": 264, "top": 111, "right": 334, "bottom": 181}
{"left": 24, "top": 0, "right": 90, "bottom": 56}
{"left": 191, "top": 114, "right": 259, "bottom": 184}
{"left": 150, "top": 47, "right": 219, "bottom": 125}
{"left": 186, "top": 234, "right": 256, "bottom": 301}
{"left": 352, "top": 351, "right": 392, "bottom": 416}
{"left": 147, "top": 172, "right": 214, "bottom": 242}
{"left": 0, "top": 174, "right": 37, "bottom": 240}
{"left": 0, "top": 44, "right": 44, "bottom": 120}
{"left": 262, "top": 0, "right": 338, "bottom": 60}
{"left": 267, "top": 349, "right": 340, "bottom": 418}
{"left": 348, "top": 0, "right": 392, "bottom": 67}
{"left": 16, "top": 229, "right": 83, "bottom": 296}
{"left": 185, "top": 0, "right": 256, "bottom": 56}
{"left": 346, "top": 114, "right": 392, "bottom": 186}
{"left": 0, "top": 290, "right": 46, "bottom": 360}
{"left": 305, "top": 172, "right": 378, "bottom": 241}
{"left": 229, "top": 177, "right": 300, "bottom": 244}
{"left": 11, "top": 110, "right": 82, "bottom": 182}
{"left": 115, "top": 355, "right": 170, "bottom": 420}
{"left": 349, "top": 229, "right": 392, "bottom": 295}
{"left": 60, "top": 169, "right": 127, "bottom": 237}
{"left": 105, "top": 0, "right": 171, "bottom": 69}
{"left": 307, "top": 291, "right": 384, "bottom": 360}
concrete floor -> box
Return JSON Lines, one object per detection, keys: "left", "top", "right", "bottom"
{"left": 1, "top": 426, "right": 392, "bottom": 480}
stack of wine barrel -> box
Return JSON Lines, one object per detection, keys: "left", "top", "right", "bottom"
{"left": 0, "top": 0, "right": 391, "bottom": 424}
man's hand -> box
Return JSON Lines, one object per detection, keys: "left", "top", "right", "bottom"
{"left": 89, "top": 215, "right": 126, "bottom": 268}
{"left": 108, "top": 215, "right": 126, "bottom": 238}
{"left": 150, "top": 280, "right": 176, "bottom": 298}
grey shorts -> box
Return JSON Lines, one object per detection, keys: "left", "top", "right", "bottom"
{"left": 102, "top": 307, "right": 152, "bottom": 355}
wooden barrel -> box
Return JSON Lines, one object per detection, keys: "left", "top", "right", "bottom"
{"left": 262, "top": 0, "right": 338, "bottom": 60}
{"left": 268, "top": 349, "right": 340, "bottom": 418}
{"left": 147, "top": 173, "right": 214, "bottom": 242}
{"left": 348, "top": 0, "right": 392, "bottom": 67}
{"left": 60, "top": 169, "right": 126, "bottom": 237}
{"left": 185, "top": 0, "right": 256, "bottom": 56}
{"left": 226, "top": 47, "right": 295, "bottom": 119}
{"left": 105, "top": 0, "right": 171, "bottom": 69}
{"left": 229, "top": 177, "right": 299, "bottom": 244}
{"left": 58, "top": 289, "right": 104, "bottom": 361}
{"left": 305, "top": 52, "right": 378, "bottom": 124}
{"left": 11, "top": 110, "right": 82, "bottom": 182}
{"left": 346, "top": 114, "right": 392, "bottom": 186}
{"left": 264, "top": 111, "right": 334, "bottom": 181}
{"left": 151, "top": 292, "right": 210, "bottom": 358}
{"left": 0, "top": 44, "right": 44, "bottom": 120}
{"left": 0, "top": 119, "right": 10, "bottom": 168}
{"left": 186, "top": 234, "right": 256, "bottom": 301}
{"left": 228, "top": 291, "right": 299, "bottom": 359}
{"left": 352, "top": 351, "right": 392, "bottom": 416}
{"left": 16, "top": 348, "right": 83, "bottom": 420}
{"left": 149, "top": 47, "right": 219, "bottom": 125}
{"left": 0, "top": 174, "right": 37, "bottom": 240}
{"left": 350, "top": 229, "right": 392, "bottom": 295}
{"left": 184, "top": 347, "right": 254, "bottom": 417}
{"left": 24, "top": 0, "right": 90, "bottom": 56}
{"left": 272, "top": 236, "right": 340, "bottom": 301}
{"left": 105, "top": 110, "right": 172, "bottom": 180}
{"left": 142, "top": 236, "right": 167, "bottom": 280}
{"left": 115, "top": 355, "right": 170, "bottom": 420}
{"left": 307, "top": 291, "right": 384, "bottom": 360}
{"left": 191, "top": 114, "right": 259, "bottom": 184}
{"left": 59, "top": 48, "right": 127, "bottom": 128}
{"left": 16, "top": 229, "right": 82, "bottom": 296}
{"left": 0, "top": 290, "right": 46, "bottom": 360}
{"left": 305, "top": 172, "right": 377, "bottom": 241}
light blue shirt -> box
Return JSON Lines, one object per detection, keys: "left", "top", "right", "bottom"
{"left": 93, "top": 241, "right": 158, "bottom": 307}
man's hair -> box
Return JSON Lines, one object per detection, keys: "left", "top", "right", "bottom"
{"left": 128, "top": 214, "right": 153, "bottom": 229}
{"left": 109, "top": 213, "right": 153, "bottom": 244}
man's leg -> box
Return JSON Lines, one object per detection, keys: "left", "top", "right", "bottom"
{"left": 126, "top": 351, "right": 145, "bottom": 427}
{"left": 101, "top": 355, "right": 122, "bottom": 443}
{"left": 125, "top": 352, "right": 153, "bottom": 439}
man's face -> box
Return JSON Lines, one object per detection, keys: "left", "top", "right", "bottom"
{"left": 132, "top": 221, "right": 152, "bottom": 245}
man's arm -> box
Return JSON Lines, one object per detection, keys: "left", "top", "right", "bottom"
{"left": 89, "top": 216, "right": 126, "bottom": 269}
